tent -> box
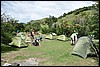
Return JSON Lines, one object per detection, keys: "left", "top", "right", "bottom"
{"left": 57, "top": 35, "right": 66, "bottom": 41}
{"left": 71, "top": 36, "right": 99, "bottom": 58}
{"left": 25, "top": 36, "right": 32, "bottom": 45}
{"left": 45, "top": 34, "right": 53, "bottom": 39}
{"left": 9, "top": 32, "right": 31, "bottom": 47}
{"left": 52, "top": 33, "right": 57, "bottom": 36}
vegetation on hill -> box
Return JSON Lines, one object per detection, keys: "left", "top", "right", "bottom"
{"left": 1, "top": 3, "right": 99, "bottom": 46}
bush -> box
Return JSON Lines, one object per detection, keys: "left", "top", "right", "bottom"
{"left": 1, "top": 32, "right": 12, "bottom": 45}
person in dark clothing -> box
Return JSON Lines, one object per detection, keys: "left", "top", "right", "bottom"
{"left": 31, "top": 30, "right": 35, "bottom": 39}
{"left": 33, "top": 39, "right": 40, "bottom": 46}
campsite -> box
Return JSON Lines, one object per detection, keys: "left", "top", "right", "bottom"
{"left": 1, "top": 1, "right": 99, "bottom": 66}
{"left": 1, "top": 34, "right": 99, "bottom": 66}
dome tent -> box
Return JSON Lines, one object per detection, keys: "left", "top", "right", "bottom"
{"left": 9, "top": 32, "right": 31, "bottom": 48}
{"left": 57, "top": 35, "right": 66, "bottom": 41}
{"left": 71, "top": 36, "right": 99, "bottom": 58}
{"left": 45, "top": 34, "right": 53, "bottom": 40}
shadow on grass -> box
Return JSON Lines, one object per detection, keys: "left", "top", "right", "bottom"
{"left": 56, "top": 39, "right": 70, "bottom": 42}
{"left": 45, "top": 38, "right": 56, "bottom": 40}
{"left": 56, "top": 39, "right": 66, "bottom": 42}
{"left": 71, "top": 54, "right": 84, "bottom": 59}
{"left": 72, "top": 53, "right": 98, "bottom": 59}
{"left": 87, "top": 53, "right": 98, "bottom": 57}
{"left": 9, "top": 45, "right": 28, "bottom": 48}
{"left": 1, "top": 44, "right": 20, "bottom": 53}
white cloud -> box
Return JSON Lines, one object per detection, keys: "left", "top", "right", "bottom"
{"left": 1, "top": 1, "right": 95, "bottom": 23}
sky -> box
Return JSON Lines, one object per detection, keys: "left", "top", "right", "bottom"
{"left": 1, "top": 1, "right": 95, "bottom": 23}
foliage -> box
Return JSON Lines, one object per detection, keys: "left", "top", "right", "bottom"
{"left": 56, "top": 4, "right": 99, "bottom": 38}
{"left": 1, "top": 13, "right": 26, "bottom": 45}
{"left": 24, "top": 4, "right": 98, "bottom": 38}
{"left": 1, "top": 22, "right": 13, "bottom": 45}
{"left": 1, "top": 3, "right": 99, "bottom": 46}
{"left": 40, "top": 24, "right": 50, "bottom": 34}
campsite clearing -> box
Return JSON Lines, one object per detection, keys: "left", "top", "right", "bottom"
{"left": 1, "top": 35, "right": 99, "bottom": 66}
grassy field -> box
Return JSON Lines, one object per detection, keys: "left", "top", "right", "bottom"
{"left": 1, "top": 35, "right": 99, "bottom": 66}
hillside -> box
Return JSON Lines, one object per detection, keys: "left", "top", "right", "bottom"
{"left": 1, "top": 3, "right": 99, "bottom": 46}
{"left": 27, "top": 5, "right": 99, "bottom": 38}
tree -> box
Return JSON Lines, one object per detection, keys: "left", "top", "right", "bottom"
{"left": 1, "top": 13, "right": 21, "bottom": 45}
{"left": 63, "top": 13, "right": 67, "bottom": 17}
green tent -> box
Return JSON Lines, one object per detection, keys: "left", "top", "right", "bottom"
{"left": 25, "top": 37, "right": 32, "bottom": 43}
{"left": 45, "top": 34, "right": 53, "bottom": 39}
{"left": 71, "top": 36, "right": 98, "bottom": 58}
{"left": 57, "top": 35, "right": 66, "bottom": 41}
{"left": 9, "top": 32, "right": 31, "bottom": 47}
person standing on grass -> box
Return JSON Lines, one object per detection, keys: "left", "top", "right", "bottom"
{"left": 70, "top": 30, "right": 78, "bottom": 45}
{"left": 31, "top": 29, "right": 35, "bottom": 41}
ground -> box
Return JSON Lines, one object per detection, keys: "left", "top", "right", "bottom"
{"left": 1, "top": 34, "right": 99, "bottom": 66}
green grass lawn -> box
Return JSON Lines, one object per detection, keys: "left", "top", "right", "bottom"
{"left": 1, "top": 35, "right": 99, "bottom": 66}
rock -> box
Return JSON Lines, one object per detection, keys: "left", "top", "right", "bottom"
{"left": 4, "top": 58, "right": 39, "bottom": 66}
{"left": 19, "top": 58, "right": 38, "bottom": 66}
{"left": 3, "top": 63, "right": 11, "bottom": 66}
{"left": 20, "top": 61, "right": 38, "bottom": 66}
{"left": 91, "top": 59, "right": 95, "bottom": 62}
{"left": 11, "top": 63, "right": 20, "bottom": 66}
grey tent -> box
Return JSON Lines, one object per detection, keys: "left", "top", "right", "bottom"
{"left": 52, "top": 33, "right": 57, "bottom": 36}
{"left": 71, "top": 36, "right": 99, "bottom": 58}
{"left": 9, "top": 32, "right": 32, "bottom": 47}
